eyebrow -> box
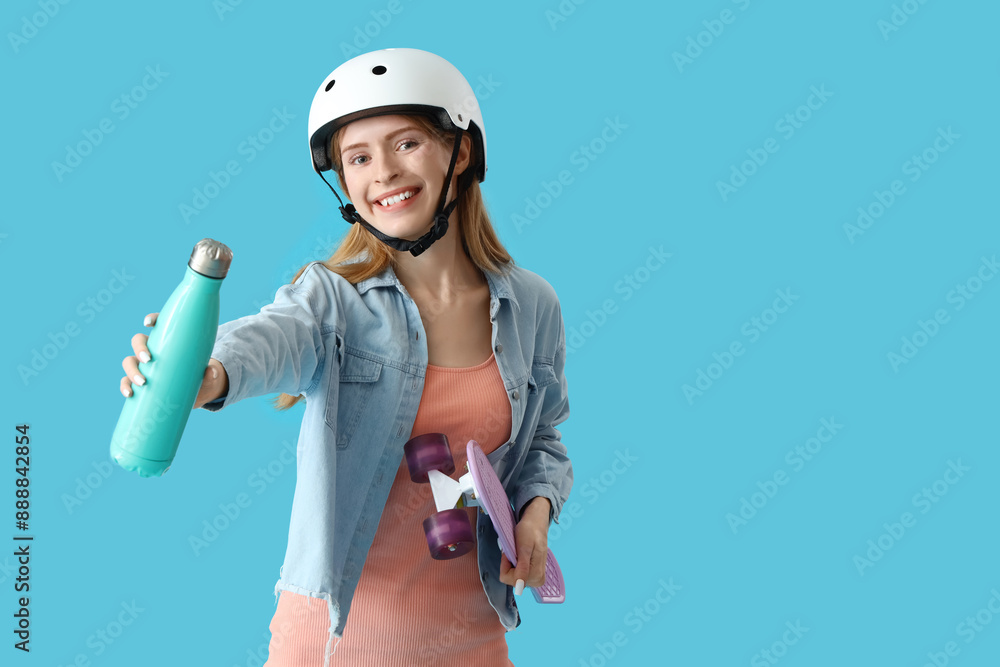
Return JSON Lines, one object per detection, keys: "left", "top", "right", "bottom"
{"left": 340, "top": 126, "right": 424, "bottom": 155}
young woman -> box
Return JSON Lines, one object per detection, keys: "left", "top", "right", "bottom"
{"left": 119, "top": 48, "right": 572, "bottom": 666}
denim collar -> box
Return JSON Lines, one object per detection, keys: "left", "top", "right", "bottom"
{"left": 353, "top": 262, "right": 520, "bottom": 314}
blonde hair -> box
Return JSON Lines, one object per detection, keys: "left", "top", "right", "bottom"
{"left": 271, "top": 113, "right": 513, "bottom": 411}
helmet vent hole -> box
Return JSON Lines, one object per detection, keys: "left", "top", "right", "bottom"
{"left": 457, "top": 114, "right": 463, "bottom": 122}
{"left": 325, "top": 79, "right": 336, "bottom": 92}
{"left": 372, "top": 65, "right": 387, "bottom": 75}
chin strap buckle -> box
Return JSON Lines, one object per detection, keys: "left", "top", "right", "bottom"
{"left": 408, "top": 213, "right": 451, "bottom": 257}
{"left": 340, "top": 203, "right": 360, "bottom": 224}
{"left": 409, "top": 239, "right": 429, "bottom": 256}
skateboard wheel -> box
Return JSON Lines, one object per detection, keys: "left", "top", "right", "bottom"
{"left": 423, "top": 508, "right": 474, "bottom": 560}
{"left": 403, "top": 433, "right": 455, "bottom": 483}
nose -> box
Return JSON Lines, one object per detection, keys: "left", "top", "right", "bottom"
{"left": 374, "top": 149, "right": 401, "bottom": 184}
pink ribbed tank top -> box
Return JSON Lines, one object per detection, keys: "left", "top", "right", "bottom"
{"left": 264, "top": 352, "right": 515, "bottom": 666}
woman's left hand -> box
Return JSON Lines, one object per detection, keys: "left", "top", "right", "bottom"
{"left": 498, "top": 496, "right": 551, "bottom": 595}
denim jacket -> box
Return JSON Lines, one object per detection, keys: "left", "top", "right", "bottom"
{"left": 199, "top": 259, "right": 572, "bottom": 655}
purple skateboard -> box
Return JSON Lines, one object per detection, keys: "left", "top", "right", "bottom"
{"left": 403, "top": 433, "right": 566, "bottom": 604}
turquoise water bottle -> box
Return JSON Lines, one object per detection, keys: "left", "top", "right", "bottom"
{"left": 110, "top": 238, "right": 233, "bottom": 478}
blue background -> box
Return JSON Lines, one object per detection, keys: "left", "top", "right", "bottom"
{"left": 4, "top": 0, "right": 999, "bottom": 665}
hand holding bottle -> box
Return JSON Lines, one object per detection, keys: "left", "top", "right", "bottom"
{"left": 119, "top": 312, "right": 229, "bottom": 409}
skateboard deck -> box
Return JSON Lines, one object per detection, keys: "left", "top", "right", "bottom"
{"left": 466, "top": 440, "right": 566, "bottom": 604}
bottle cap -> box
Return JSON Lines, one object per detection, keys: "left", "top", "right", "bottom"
{"left": 188, "top": 238, "right": 233, "bottom": 279}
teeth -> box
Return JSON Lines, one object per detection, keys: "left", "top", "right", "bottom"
{"left": 379, "top": 190, "right": 414, "bottom": 207}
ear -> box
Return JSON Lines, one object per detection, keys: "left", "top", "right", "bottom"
{"left": 455, "top": 133, "right": 473, "bottom": 177}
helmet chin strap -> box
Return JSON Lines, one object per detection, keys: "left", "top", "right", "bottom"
{"left": 318, "top": 129, "right": 466, "bottom": 257}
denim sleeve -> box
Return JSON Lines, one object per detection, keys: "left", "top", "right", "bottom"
{"left": 512, "top": 307, "right": 573, "bottom": 524}
{"left": 198, "top": 264, "right": 331, "bottom": 412}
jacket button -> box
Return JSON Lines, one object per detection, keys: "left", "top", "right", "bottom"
{"left": 511, "top": 390, "right": 520, "bottom": 400}
{"left": 495, "top": 343, "right": 503, "bottom": 353}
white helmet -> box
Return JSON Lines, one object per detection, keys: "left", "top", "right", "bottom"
{"left": 308, "top": 47, "right": 486, "bottom": 182}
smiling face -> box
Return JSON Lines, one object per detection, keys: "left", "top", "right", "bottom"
{"left": 335, "top": 114, "right": 470, "bottom": 242}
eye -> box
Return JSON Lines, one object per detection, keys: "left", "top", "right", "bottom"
{"left": 398, "top": 139, "right": 418, "bottom": 151}
{"left": 348, "top": 153, "right": 370, "bottom": 166}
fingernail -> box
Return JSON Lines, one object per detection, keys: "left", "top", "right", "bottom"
{"left": 122, "top": 387, "right": 131, "bottom": 398}
{"left": 138, "top": 351, "right": 151, "bottom": 363}
{"left": 144, "top": 315, "right": 152, "bottom": 327}
{"left": 133, "top": 374, "right": 145, "bottom": 386}
{"left": 514, "top": 579, "right": 525, "bottom": 596}
{"left": 212, "top": 367, "right": 218, "bottom": 379}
